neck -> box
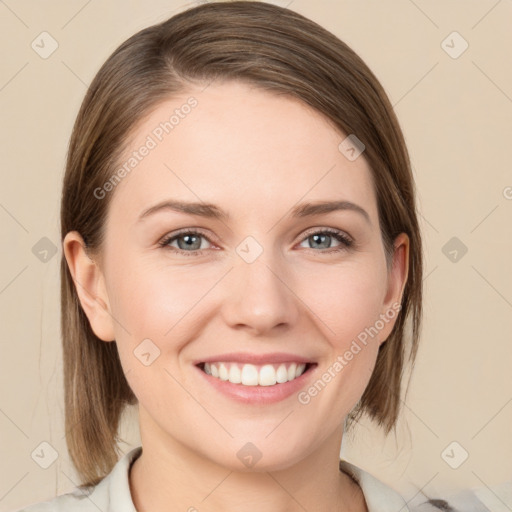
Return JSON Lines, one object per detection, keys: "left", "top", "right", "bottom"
{"left": 129, "top": 411, "right": 367, "bottom": 512}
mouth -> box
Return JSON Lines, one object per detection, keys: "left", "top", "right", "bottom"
{"left": 196, "top": 361, "right": 316, "bottom": 387}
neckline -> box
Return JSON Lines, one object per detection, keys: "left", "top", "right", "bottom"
{"left": 123, "top": 447, "right": 407, "bottom": 512}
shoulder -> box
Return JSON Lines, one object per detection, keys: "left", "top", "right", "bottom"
{"left": 12, "top": 447, "right": 143, "bottom": 512}
{"left": 339, "top": 459, "right": 410, "bottom": 512}
{"left": 12, "top": 488, "right": 98, "bottom": 512}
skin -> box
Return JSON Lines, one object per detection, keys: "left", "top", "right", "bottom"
{"left": 64, "top": 80, "right": 409, "bottom": 512}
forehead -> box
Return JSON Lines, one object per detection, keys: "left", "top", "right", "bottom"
{"left": 107, "top": 81, "right": 378, "bottom": 224}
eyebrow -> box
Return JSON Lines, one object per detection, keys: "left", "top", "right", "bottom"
{"left": 138, "top": 199, "right": 371, "bottom": 225}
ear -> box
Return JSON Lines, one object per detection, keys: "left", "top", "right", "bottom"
{"left": 378, "top": 232, "right": 410, "bottom": 345}
{"left": 63, "top": 231, "right": 116, "bottom": 342}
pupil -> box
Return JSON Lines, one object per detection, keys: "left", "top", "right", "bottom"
{"left": 179, "top": 235, "right": 200, "bottom": 250}
{"left": 312, "top": 234, "right": 330, "bottom": 249}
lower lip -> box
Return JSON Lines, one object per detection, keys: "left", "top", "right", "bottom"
{"left": 195, "top": 364, "right": 317, "bottom": 405}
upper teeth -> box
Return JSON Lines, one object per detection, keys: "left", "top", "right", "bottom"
{"left": 203, "top": 362, "right": 307, "bottom": 386}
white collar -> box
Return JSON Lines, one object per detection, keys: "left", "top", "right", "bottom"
{"left": 339, "top": 459, "right": 409, "bottom": 511}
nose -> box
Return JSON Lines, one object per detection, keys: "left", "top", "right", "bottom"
{"left": 221, "top": 253, "right": 300, "bottom": 336}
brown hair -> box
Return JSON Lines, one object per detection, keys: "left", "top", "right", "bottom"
{"left": 61, "top": 0, "right": 423, "bottom": 487}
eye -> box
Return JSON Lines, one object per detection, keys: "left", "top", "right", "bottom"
{"left": 298, "top": 228, "right": 353, "bottom": 253}
{"left": 159, "top": 227, "right": 354, "bottom": 257}
{"left": 159, "top": 229, "right": 214, "bottom": 255}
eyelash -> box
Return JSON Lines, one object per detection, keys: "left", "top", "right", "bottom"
{"left": 158, "top": 228, "right": 354, "bottom": 257}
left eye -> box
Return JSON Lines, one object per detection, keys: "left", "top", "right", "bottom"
{"left": 298, "top": 230, "right": 353, "bottom": 251}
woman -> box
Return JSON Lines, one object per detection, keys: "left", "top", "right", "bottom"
{"left": 16, "top": 1, "right": 423, "bottom": 510}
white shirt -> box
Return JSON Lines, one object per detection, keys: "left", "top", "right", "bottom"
{"left": 14, "top": 446, "right": 409, "bottom": 511}
{"left": 411, "top": 482, "right": 512, "bottom": 512}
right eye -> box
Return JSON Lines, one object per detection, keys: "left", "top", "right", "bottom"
{"left": 159, "top": 229, "right": 215, "bottom": 256}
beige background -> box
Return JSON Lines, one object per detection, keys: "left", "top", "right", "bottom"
{"left": 1, "top": 0, "right": 511, "bottom": 510}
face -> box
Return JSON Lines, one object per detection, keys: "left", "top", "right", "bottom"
{"left": 66, "top": 80, "right": 408, "bottom": 471}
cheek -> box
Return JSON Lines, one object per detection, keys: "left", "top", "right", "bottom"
{"left": 105, "top": 263, "right": 198, "bottom": 406}
{"left": 107, "top": 256, "right": 210, "bottom": 336}
{"left": 298, "top": 260, "right": 387, "bottom": 348}
{"left": 294, "top": 265, "right": 385, "bottom": 428}
{"left": 105, "top": 258, "right": 222, "bottom": 386}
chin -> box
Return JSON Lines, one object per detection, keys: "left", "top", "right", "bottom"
{"left": 201, "top": 434, "right": 318, "bottom": 473}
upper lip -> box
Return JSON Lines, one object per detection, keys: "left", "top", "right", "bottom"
{"left": 194, "top": 352, "right": 315, "bottom": 365}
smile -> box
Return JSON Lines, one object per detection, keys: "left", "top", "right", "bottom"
{"left": 200, "top": 362, "right": 310, "bottom": 386}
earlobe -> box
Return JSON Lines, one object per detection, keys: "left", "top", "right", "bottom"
{"left": 63, "top": 231, "right": 116, "bottom": 342}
